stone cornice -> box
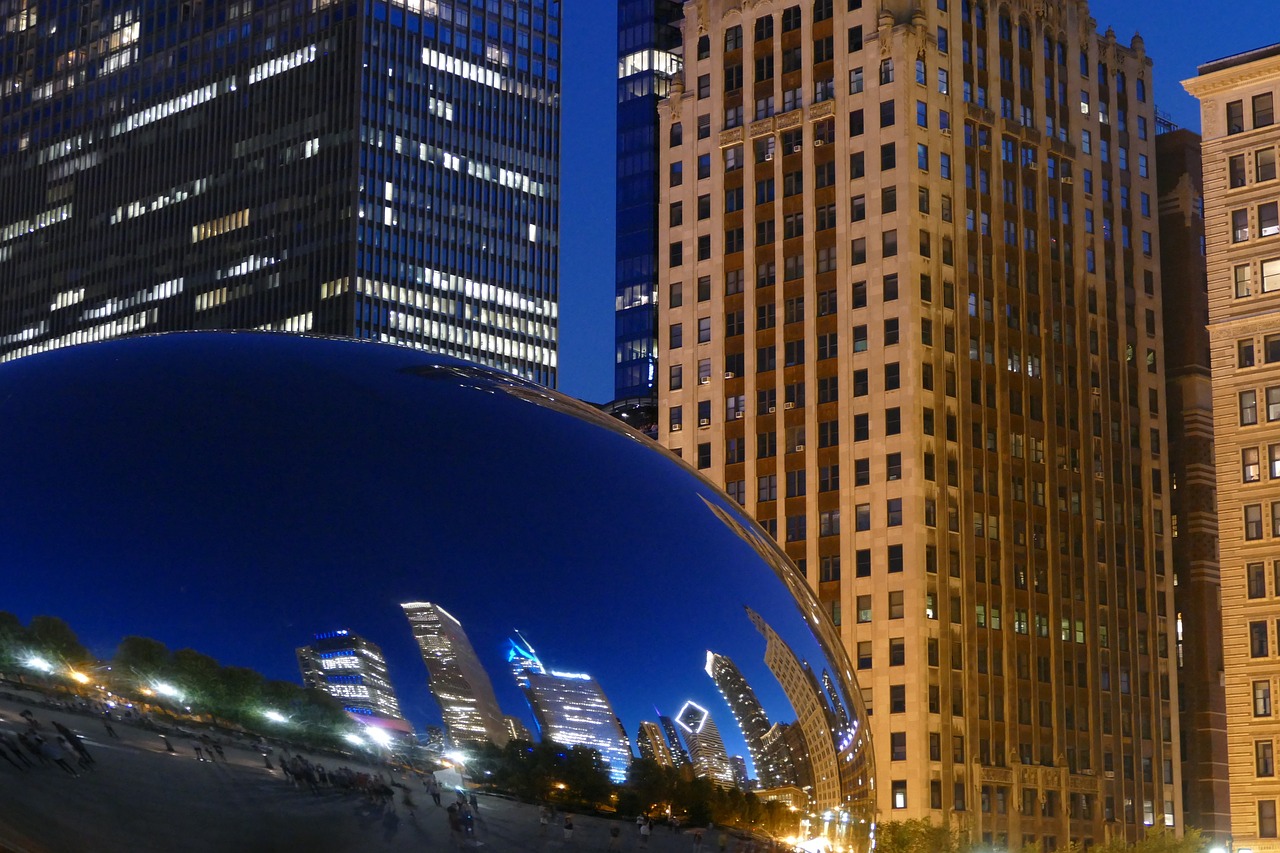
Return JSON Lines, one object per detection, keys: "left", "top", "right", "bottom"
{"left": 1208, "top": 307, "right": 1280, "bottom": 339}
{"left": 1184, "top": 54, "right": 1280, "bottom": 100}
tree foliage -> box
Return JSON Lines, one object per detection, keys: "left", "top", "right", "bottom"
{"left": 874, "top": 819, "right": 969, "bottom": 853}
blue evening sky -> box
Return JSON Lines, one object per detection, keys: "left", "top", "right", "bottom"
{"left": 556, "top": 0, "right": 1279, "bottom": 403}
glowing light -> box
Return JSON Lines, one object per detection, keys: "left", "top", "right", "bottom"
{"left": 262, "top": 709, "right": 288, "bottom": 724}
{"left": 68, "top": 670, "right": 91, "bottom": 684}
{"left": 343, "top": 732, "right": 365, "bottom": 746}
{"left": 25, "top": 656, "right": 53, "bottom": 673}
{"left": 153, "top": 682, "right": 184, "bottom": 700}
{"left": 365, "top": 727, "right": 392, "bottom": 747}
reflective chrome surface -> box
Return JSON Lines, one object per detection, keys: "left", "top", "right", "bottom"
{"left": 0, "top": 333, "right": 873, "bottom": 853}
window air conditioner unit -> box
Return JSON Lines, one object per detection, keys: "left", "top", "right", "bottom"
{"left": 724, "top": 371, "right": 736, "bottom": 379}
{"left": 1027, "top": 161, "right": 1038, "bottom": 170}
{"left": 1061, "top": 176, "right": 1073, "bottom": 185}
{"left": 699, "top": 418, "right": 711, "bottom": 427}
{"left": 671, "top": 423, "right": 683, "bottom": 432}
{"left": 699, "top": 376, "right": 711, "bottom": 384}
{"left": 980, "top": 144, "right": 991, "bottom": 152}
{"left": 768, "top": 406, "right": 776, "bottom": 413}
{"left": 940, "top": 127, "right": 952, "bottom": 137}
{"left": 792, "top": 144, "right": 802, "bottom": 153}
{"left": 765, "top": 153, "right": 774, "bottom": 161}
{"left": 794, "top": 444, "right": 805, "bottom": 452}
{"left": 814, "top": 139, "right": 825, "bottom": 146}
{"left": 784, "top": 401, "right": 795, "bottom": 409}
{"left": 734, "top": 411, "right": 744, "bottom": 419}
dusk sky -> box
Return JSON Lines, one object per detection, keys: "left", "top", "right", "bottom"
{"left": 556, "top": 0, "right": 1280, "bottom": 403}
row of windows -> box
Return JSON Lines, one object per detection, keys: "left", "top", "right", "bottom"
{"left": 1228, "top": 145, "right": 1278, "bottom": 188}
{"left": 1233, "top": 258, "right": 1280, "bottom": 297}
{"left": 1226, "top": 92, "right": 1275, "bottom": 135}
{"left": 1231, "top": 201, "right": 1280, "bottom": 243}
{"left": 1239, "top": 386, "right": 1280, "bottom": 426}
{"left": 1242, "top": 503, "right": 1280, "bottom": 542}
{"left": 1241, "top": 445, "right": 1280, "bottom": 483}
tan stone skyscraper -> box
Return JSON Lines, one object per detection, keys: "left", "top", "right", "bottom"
{"left": 1186, "top": 43, "right": 1280, "bottom": 853}
{"left": 657, "top": 0, "right": 1180, "bottom": 847}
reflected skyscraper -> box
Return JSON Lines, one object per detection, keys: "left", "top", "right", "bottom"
{"left": 746, "top": 607, "right": 839, "bottom": 810}
{"left": 706, "top": 650, "right": 790, "bottom": 789}
{"left": 401, "top": 602, "right": 508, "bottom": 749}
{"left": 509, "top": 635, "right": 633, "bottom": 784}
{"left": 296, "top": 629, "right": 410, "bottom": 735}
{"left": 658, "top": 712, "right": 691, "bottom": 767}
{"left": 637, "top": 720, "right": 676, "bottom": 767}
{"left": 675, "top": 700, "right": 735, "bottom": 788}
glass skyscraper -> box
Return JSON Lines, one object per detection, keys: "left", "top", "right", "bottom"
{"left": 614, "top": 0, "right": 682, "bottom": 403}
{"left": 402, "top": 601, "right": 509, "bottom": 749}
{"left": 0, "top": 0, "right": 560, "bottom": 386}
{"left": 296, "top": 629, "right": 411, "bottom": 733}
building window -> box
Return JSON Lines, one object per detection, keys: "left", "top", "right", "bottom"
{"left": 889, "top": 638, "right": 905, "bottom": 666}
{"left": 890, "top": 731, "right": 907, "bottom": 761}
{"left": 1267, "top": 258, "right": 1280, "bottom": 292}
{"left": 889, "top": 590, "right": 904, "bottom": 619}
{"left": 1243, "top": 390, "right": 1259, "bottom": 425}
{"left": 857, "top": 594, "right": 872, "bottom": 622}
{"left": 1251, "top": 563, "right": 1268, "bottom": 599}
{"left": 1261, "top": 741, "right": 1276, "bottom": 777}
{"left": 892, "top": 780, "right": 907, "bottom": 809}
{"left": 1262, "top": 800, "right": 1278, "bottom": 838}
{"left": 1264, "top": 202, "right": 1280, "bottom": 238}
{"left": 1256, "top": 93, "right": 1276, "bottom": 129}
{"left": 1252, "top": 620, "right": 1270, "bottom": 657}
{"left": 857, "top": 641, "right": 872, "bottom": 669}
{"left": 1259, "top": 680, "right": 1274, "bottom": 716}
{"left": 1247, "top": 504, "right": 1265, "bottom": 540}
{"left": 1271, "top": 444, "right": 1280, "bottom": 479}
{"left": 1270, "top": 386, "right": 1280, "bottom": 421}
{"left": 1238, "top": 264, "right": 1254, "bottom": 297}
{"left": 1247, "top": 447, "right": 1263, "bottom": 482}
{"left": 1235, "top": 208, "right": 1251, "bottom": 243}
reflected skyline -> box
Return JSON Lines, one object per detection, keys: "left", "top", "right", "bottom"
{"left": 0, "top": 332, "right": 874, "bottom": 849}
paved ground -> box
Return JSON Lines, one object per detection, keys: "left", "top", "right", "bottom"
{"left": 0, "top": 695, "right": 743, "bottom": 853}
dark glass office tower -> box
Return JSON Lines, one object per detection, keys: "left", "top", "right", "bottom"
{"left": 613, "top": 0, "right": 681, "bottom": 404}
{"left": 0, "top": 0, "right": 560, "bottom": 387}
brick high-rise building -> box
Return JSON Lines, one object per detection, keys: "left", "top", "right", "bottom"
{"left": 1185, "top": 42, "right": 1280, "bottom": 853}
{"left": 1154, "top": 126, "right": 1230, "bottom": 844}
{"left": 657, "top": 0, "right": 1180, "bottom": 846}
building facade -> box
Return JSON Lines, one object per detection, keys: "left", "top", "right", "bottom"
{"left": 0, "top": 0, "right": 560, "bottom": 386}
{"left": 657, "top": 0, "right": 1180, "bottom": 846}
{"left": 401, "top": 601, "right": 509, "bottom": 749}
{"left": 616, "top": 0, "right": 685, "bottom": 404}
{"left": 296, "top": 629, "right": 409, "bottom": 729}
{"left": 522, "top": 668, "right": 634, "bottom": 784}
{"left": 1154, "top": 126, "right": 1230, "bottom": 843}
{"left": 1185, "top": 43, "right": 1280, "bottom": 852}
{"left": 676, "top": 699, "right": 737, "bottom": 787}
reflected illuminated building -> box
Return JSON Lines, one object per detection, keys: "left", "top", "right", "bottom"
{"left": 637, "top": 720, "right": 676, "bottom": 766}
{"left": 401, "top": 601, "right": 509, "bottom": 749}
{"left": 514, "top": 650, "right": 634, "bottom": 784}
{"left": 658, "top": 712, "right": 692, "bottom": 767}
{"left": 675, "top": 700, "right": 736, "bottom": 788}
{"left": 296, "top": 629, "right": 410, "bottom": 735}
{"left": 0, "top": 0, "right": 560, "bottom": 387}
{"left": 706, "top": 649, "right": 794, "bottom": 789}
{"left": 746, "top": 607, "right": 840, "bottom": 810}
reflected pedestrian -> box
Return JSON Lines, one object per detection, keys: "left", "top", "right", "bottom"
{"left": 563, "top": 814, "right": 574, "bottom": 843}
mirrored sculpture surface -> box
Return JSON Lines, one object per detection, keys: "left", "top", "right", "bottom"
{"left": 0, "top": 333, "right": 874, "bottom": 852}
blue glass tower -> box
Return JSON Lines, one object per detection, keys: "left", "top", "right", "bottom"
{"left": 0, "top": 0, "right": 560, "bottom": 387}
{"left": 614, "top": 0, "right": 682, "bottom": 406}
